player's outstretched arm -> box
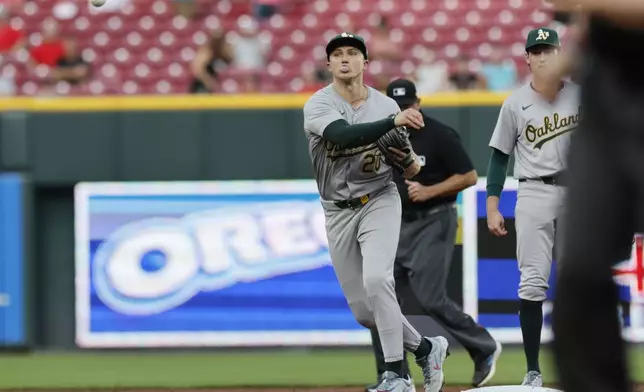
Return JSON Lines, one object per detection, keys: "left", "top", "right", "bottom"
{"left": 323, "top": 109, "right": 424, "bottom": 149}
{"left": 322, "top": 118, "right": 395, "bottom": 148}
{"left": 486, "top": 148, "right": 510, "bottom": 237}
{"left": 303, "top": 95, "right": 424, "bottom": 149}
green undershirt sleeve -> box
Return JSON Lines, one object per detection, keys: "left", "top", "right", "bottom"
{"left": 323, "top": 117, "right": 396, "bottom": 149}
{"left": 486, "top": 148, "right": 510, "bottom": 198}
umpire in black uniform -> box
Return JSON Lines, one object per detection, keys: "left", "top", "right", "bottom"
{"left": 366, "top": 79, "right": 502, "bottom": 392}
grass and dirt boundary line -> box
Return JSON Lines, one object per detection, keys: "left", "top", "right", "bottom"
{"left": 2, "top": 348, "right": 644, "bottom": 391}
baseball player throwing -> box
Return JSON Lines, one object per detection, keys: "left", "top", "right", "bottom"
{"left": 485, "top": 27, "right": 580, "bottom": 387}
{"left": 303, "top": 32, "right": 450, "bottom": 392}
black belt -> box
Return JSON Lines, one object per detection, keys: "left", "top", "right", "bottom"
{"left": 519, "top": 173, "right": 566, "bottom": 186}
{"left": 333, "top": 193, "right": 371, "bottom": 209}
{"left": 402, "top": 203, "right": 456, "bottom": 222}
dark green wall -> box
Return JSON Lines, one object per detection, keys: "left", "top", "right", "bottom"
{"left": 0, "top": 105, "right": 504, "bottom": 349}
{"left": 0, "top": 105, "right": 503, "bottom": 186}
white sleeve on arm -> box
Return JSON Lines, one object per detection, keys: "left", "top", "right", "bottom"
{"left": 488, "top": 100, "right": 518, "bottom": 155}
{"left": 303, "top": 94, "right": 345, "bottom": 137}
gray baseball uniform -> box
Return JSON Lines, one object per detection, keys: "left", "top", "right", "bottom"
{"left": 303, "top": 84, "right": 423, "bottom": 362}
{"left": 489, "top": 80, "right": 581, "bottom": 302}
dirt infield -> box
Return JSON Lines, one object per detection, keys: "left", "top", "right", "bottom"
{"left": 0, "top": 388, "right": 453, "bottom": 391}
{"left": 0, "top": 387, "right": 532, "bottom": 392}
{"left": 0, "top": 389, "right": 472, "bottom": 392}
{"left": 5, "top": 387, "right": 644, "bottom": 392}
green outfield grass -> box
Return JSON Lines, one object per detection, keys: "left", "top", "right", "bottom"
{"left": 0, "top": 346, "right": 643, "bottom": 388}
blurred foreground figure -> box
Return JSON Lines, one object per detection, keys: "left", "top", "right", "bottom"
{"left": 550, "top": 1, "right": 644, "bottom": 392}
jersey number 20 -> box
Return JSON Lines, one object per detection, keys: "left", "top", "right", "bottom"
{"left": 362, "top": 152, "right": 382, "bottom": 173}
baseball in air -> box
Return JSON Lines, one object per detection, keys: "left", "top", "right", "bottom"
{"left": 89, "top": 0, "right": 106, "bottom": 7}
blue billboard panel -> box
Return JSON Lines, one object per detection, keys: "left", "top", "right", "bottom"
{"left": 74, "top": 181, "right": 370, "bottom": 348}
{"left": 0, "top": 173, "right": 25, "bottom": 347}
{"left": 462, "top": 178, "right": 644, "bottom": 343}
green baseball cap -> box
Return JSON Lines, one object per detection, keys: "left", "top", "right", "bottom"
{"left": 525, "top": 27, "right": 560, "bottom": 51}
{"left": 325, "top": 32, "right": 368, "bottom": 60}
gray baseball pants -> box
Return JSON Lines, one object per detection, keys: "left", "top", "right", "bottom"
{"left": 515, "top": 180, "right": 567, "bottom": 301}
{"left": 370, "top": 205, "right": 496, "bottom": 374}
{"left": 321, "top": 182, "right": 422, "bottom": 362}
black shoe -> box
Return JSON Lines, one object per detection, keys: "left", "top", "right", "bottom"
{"left": 472, "top": 340, "right": 502, "bottom": 387}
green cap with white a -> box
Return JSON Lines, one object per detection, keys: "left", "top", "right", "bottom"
{"left": 525, "top": 27, "right": 560, "bottom": 51}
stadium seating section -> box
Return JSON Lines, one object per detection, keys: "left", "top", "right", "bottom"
{"left": 0, "top": 0, "right": 555, "bottom": 95}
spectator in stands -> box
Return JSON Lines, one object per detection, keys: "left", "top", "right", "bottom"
{"left": 369, "top": 16, "right": 403, "bottom": 62}
{"left": 414, "top": 52, "right": 449, "bottom": 94}
{"left": 229, "top": 15, "right": 269, "bottom": 71}
{"left": 480, "top": 47, "right": 518, "bottom": 91}
{"left": 447, "top": 55, "right": 485, "bottom": 90}
{"left": 228, "top": 15, "right": 269, "bottom": 93}
{"left": 0, "top": 6, "right": 23, "bottom": 54}
{"left": 369, "top": 16, "right": 403, "bottom": 91}
{"left": 0, "top": 0, "right": 28, "bottom": 13}
{"left": 29, "top": 19, "right": 64, "bottom": 67}
{"left": 0, "top": 57, "right": 16, "bottom": 96}
{"left": 300, "top": 66, "right": 330, "bottom": 93}
{"left": 189, "top": 29, "right": 234, "bottom": 93}
{"left": 90, "top": 0, "right": 131, "bottom": 13}
{"left": 239, "top": 72, "right": 260, "bottom": 93}
{"left": 53, "top": 38, "right": 90, "bottom": 85}
{"left": 173, "top": 0, "right": 199, "bottom": 20}
{"left": 253, "top": 0, "right": 303, "bottom": 21}
{"left": 252, "top": 0, "right": 280, "bottom": 20}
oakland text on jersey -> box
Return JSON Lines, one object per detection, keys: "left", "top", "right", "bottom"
{"left": 525, "top": 106, "right": 582, "bottom": 149}
{"left": 324, "top": 140, "right": 381, "bottom": 160}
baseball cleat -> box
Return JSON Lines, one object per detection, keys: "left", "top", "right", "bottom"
{"left": 521, "top": 370, "right": 543, "bottom": 387}
{"left": 366, "top": 377, "right": 416, "bottom": 392}
{"left": 416, "top": 336, "right": 450, "bottom": 392}
{"left": 372, "top": 371, "right": 415, "bottom": 392}
{"left": 472, "top": 340, "right": 503, "bottom": 387}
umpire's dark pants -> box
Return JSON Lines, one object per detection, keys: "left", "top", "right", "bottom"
{"left": 370, "top": 203, "right": 496, "bottom": 377}
{"left": 552, "top": 56, "right": 640, "bottom": 392}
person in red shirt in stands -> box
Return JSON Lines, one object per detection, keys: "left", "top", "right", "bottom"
{"left": 29, "top": 19, "right": 64, "bottom": 67}
{"left": 299, "top": 67, "right": 330, "bottom": 93}
{"left": 0, "top": 6, "right": 23, "bottom": 53}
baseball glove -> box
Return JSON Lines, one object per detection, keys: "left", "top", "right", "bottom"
{"left": 376, "top": 126, "right": 415, "bottom": 173}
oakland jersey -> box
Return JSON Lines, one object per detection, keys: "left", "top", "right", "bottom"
{"left": 489, "top": 81, "right": 581, "bottom": 179}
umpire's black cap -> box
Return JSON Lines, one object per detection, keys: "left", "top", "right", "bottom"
{"left": 386, "top": 78, "right": 419, "bottom": 107}
{"left": 325, "top": 32, "right": 368, "bottom": 60}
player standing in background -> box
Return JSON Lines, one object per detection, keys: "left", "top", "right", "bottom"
{"left": 547, "top": 1, "right": 644, "bottom": 391}
{"left": 302, "top": 32, "right": 449, "bottom": 392}
{"left": 485, "top": 27, "right": 580, "bottom": 387}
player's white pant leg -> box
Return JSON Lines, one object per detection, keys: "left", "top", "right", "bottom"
{"left": 323, "top": 202, "right": 376, "bottom": 329}
{"left": 515, "top": 181, "right": 562, "bottom": 302}
{"left": 357, "top": 183, "right": 422, "bottom": 361}
{"left": 322, "top": 183, "right": 422, "bottom": 363}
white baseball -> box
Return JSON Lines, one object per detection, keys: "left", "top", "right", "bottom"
{"left": 90, "top": 0, "right": 106, "bottom": 7}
